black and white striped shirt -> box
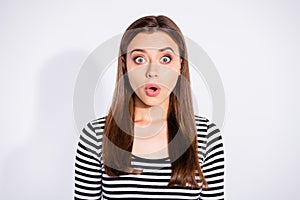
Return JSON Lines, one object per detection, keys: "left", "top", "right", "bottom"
{"left": 74, "top": 115, "right": 225, "bottom": 199}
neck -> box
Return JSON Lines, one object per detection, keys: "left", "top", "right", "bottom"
{"left": 133, "top": 96, "right": 169, "bottom": 124}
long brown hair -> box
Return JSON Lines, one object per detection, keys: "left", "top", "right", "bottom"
{"left": 103, "top": 15, "right": 207, "bottom": 188}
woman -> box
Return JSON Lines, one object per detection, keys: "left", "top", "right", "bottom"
{"left": 74, "top": 15, "right": 225, "bottom": 199}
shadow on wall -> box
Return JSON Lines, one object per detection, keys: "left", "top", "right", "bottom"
{"left": 1, "top": 50, "right": 88, "bottom": 200}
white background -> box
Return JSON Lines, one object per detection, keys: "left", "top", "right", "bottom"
{"left": 1, "top": 0, "right": 299, "bottom": 199}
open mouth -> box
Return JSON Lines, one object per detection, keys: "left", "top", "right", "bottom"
{"left": 145, "top": 84, "right": 161, "bottom": 97}
{"left": 149, "top": 87, "right": 158, "bottom": 91}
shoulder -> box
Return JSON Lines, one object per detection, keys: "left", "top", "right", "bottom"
{"left": 81, "top": 116, "right": 107, "bottom": 143}
{"left": 194, "top": 114, "right": 222, "bottom": 139}
{"left": 89, "top": 116, "right": 106, "bottom": 132}
{"left": 194, "top": 116, "right": 225, "bottom": 198}
{"left": 194, "top": 115, "right": 224, "bottom": 159}
{"left": 78, "top": 116, "right": 107, "bottom": 158}
{"left": 81, "top": 116, "right": 106, "bottom": 138}
{"left": 194, "top": 115, "right": 209, "bottom": 131}
{"left": 77, "top": 117, "right": 105, "bottom": 162}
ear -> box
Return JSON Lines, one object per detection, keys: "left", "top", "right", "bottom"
{"left": 120, "top": 56, "right": 127, "bottom": 73}
{"left": 180, "top": 58, "right": 183, "bottom": 71}
{"left": 121, "top": 56, "right": 126, "bottom": 63}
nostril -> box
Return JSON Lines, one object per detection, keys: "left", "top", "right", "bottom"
{"left": 146, "top": 72, "right": 158, "bottom": 78}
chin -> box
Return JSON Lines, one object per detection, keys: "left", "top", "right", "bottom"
{"left": 140, "top": 99, "right": 164, "bottom": 107}
{"left": 134, "top": 91, "right": 169, "bottom": 108}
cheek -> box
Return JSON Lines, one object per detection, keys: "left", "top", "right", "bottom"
{"left": 127, "top": 67, "right": 146, "bottom": 91}
{"left": 126, "top": 64, "right": 180, "bottom": 93}
{"left": 163, "top": 76, "right": 179, "bottom": 93}
{"left": 169, "top": 56, "right": 182, "bottom": 74}
{"left": 159, "top": 67, "right": 180, "bottom": 91}
{"left": 126, "top": 59, "right": 135, "bottom": 72}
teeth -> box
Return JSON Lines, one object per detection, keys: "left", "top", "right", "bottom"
{"left": 150, "top": 87, "right": 157, "bottom": 91}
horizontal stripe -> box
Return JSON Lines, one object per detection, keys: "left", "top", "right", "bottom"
{"left": 74, "top": 115, "right": 225, "bottom": 200}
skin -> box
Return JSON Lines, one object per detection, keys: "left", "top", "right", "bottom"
{"left": 125, "top": 31, "right": 182, "bottom": 158}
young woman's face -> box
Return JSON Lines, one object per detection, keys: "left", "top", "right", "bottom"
{"left": 126, "top": 31, "right": 182, "bottom": 108}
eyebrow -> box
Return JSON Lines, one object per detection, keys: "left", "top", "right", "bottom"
{"left": 129, "top": 47, "right": 175, "bottom": 55}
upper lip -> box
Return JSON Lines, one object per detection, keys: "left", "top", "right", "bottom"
{"left": 145, "top": 83, "right": 161, "bottom": 91}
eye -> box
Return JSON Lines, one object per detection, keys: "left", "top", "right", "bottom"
{"left": 160, "top": 56, "right": 171, "bottom": 63}
{"left": 134, "top": 56, "right": 146, "bottom": 64}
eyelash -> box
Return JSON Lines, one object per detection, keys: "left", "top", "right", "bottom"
{"left": 133, "top": 56, "right": 145, "bottom": 64}
{"left": 160, "top": 55, "right": 172, "bottom": 63}
{"left": 133, "top": 55, "right": 172, "bottom": 64}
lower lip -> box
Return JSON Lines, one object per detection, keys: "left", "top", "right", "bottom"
{"left": 145, "top": 88, "right": 161, "bottom": 97}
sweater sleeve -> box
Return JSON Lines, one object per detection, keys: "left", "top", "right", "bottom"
{"left": 200, "top": 119, "right": 225, "bottom": 200}
{"left": 74, "top": 121, "right": 102, "bottom": 200}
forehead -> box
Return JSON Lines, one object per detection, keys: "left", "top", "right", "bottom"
{"left": 127, "top": 31, "right": 180, "bottom": 55}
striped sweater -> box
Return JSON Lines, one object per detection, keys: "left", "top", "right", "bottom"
{"left": 74, "top": 115, "right": 225, "bottom": 199}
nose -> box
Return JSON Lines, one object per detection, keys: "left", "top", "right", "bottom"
{"left": 145, "top": 63, "right": 158, "bottom": 78}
